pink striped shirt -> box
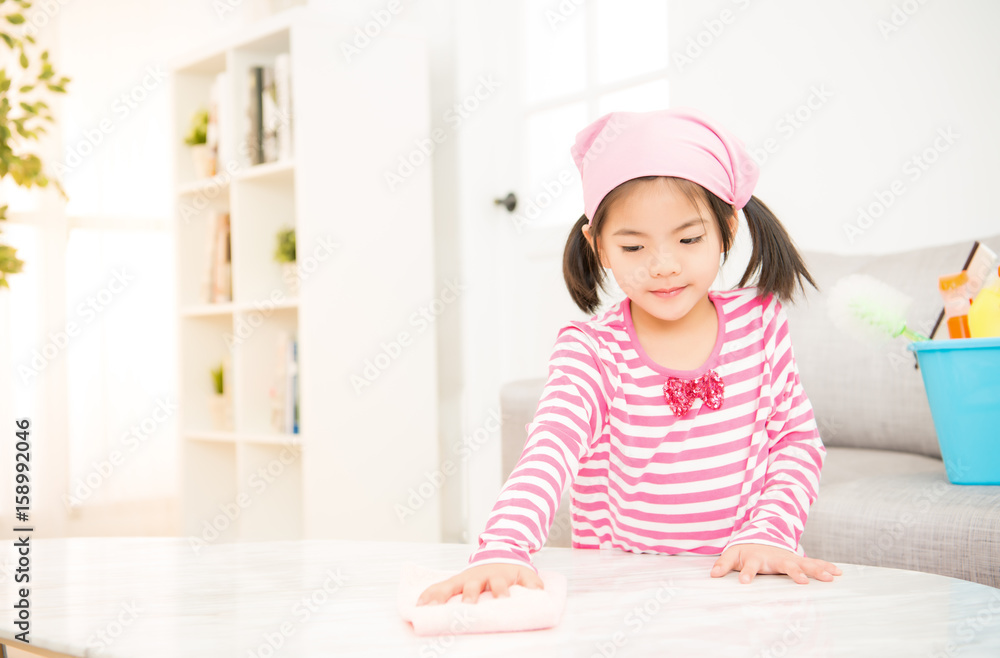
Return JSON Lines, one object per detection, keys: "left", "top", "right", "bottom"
{"left": 469, "top": 288, "right": 826, "bottom": 572}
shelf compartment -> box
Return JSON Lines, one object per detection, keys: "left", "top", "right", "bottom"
{"left": 182, "top": 440, "right": 240, "bottom": 543}
{"left": 236, "top": 442, "right": 303, "bottom": 540}
{"left": 230, "top": 172, "right": 296, "bottom": 303}
{"left": 232, "top": 305, "right": 298, "bottom": 438}
{"left": 179, "top": 315, "right": 236, "bottom": 433}
{"left": 177, "top": 208, "right": 233, "bottom": 309}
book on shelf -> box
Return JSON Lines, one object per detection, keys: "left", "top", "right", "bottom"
{"left": 261, "top": 66, "right": 279, "bottom": 164}
{"left": 244, "top": 56, "right": 293, "bottom": 168}
{"left": 246, "top": 66, "right": 264, "bottom": 166}
{"left": 274, "top": 53, "right": 293, "bottom": 161}
{"left": 268, "top": 330, "right": 300, "bottom": 434}
{"left": 200, "top": 212, "right": 232, "bottom": 304}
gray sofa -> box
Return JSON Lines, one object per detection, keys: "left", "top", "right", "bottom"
{"left": 499, "top": 234, "right": 1000, "bottom": 589}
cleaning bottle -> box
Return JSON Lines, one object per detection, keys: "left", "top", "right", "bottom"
{"left": 969, "top": 266, "right": 1000, "bottom": 338}
{"left": 939, "top": 271, "right": 972, "bottom": 339}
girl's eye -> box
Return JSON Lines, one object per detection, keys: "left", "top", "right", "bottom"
{"left": 680, "top": 236, "right": 704, "bottom": 245}
{"left": 622, "top": 245, "right": 642, "bottom": 252}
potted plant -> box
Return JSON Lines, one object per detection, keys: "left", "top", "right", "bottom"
{"left": 208, "top": 361, "right": 232, "bottom": 432}
{"left": 274, "top": 226, "right": 298, "bottom": 295}
{"left": 184, "top": 107, "right": 215, "bottom": 179}
{"left": 1, "top": 4, "right": 71, "bottom": 288}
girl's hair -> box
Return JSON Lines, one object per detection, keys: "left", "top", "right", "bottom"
{"left": 563, "top": 176, "right": 817, "bottom": 315}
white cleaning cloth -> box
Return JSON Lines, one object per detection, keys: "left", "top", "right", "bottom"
{"left": 397, "top": 562, "right": 567, "bottom": 636}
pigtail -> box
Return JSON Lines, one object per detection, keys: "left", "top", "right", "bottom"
{"left": 738, "top": 195, "right": 818, "bottom": 303}
{"left": 563, "top": 214, "right": 607, "bottom": 315}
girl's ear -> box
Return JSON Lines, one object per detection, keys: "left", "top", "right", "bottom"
{"left": 722, "top": 208, "right": 738, "bottom": 254}
{"left": 582, "top": 223, "right": 608, "bottom": 267}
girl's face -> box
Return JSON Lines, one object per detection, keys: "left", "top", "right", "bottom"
{"left": 585, "top": 177, "right": 734, "bottom": 326}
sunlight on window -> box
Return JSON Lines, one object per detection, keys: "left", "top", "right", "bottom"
{"left": 520, "top": 1, "right": 670, "bottom": 230}
{"left": 65, "top": 228, "right": 177, "bottom": 505}
{"left": 594, "top": 0, "right": 669, "bottom": 85}
{"left": 522, "top": 0, "right": 587, "bottom": 106}
{"left": 3, "top": 223, "right": 40, "bottom": 417}
{"left": 598, "top": 79, "right": 670, "bottom": 114}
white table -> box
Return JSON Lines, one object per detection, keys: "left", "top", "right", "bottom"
{"left": 1, "top": 537, "right": 999, "bottom": 657}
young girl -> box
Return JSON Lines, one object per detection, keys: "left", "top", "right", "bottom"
{"left": 418, "top": 108, "right": 841, "bottom": 606}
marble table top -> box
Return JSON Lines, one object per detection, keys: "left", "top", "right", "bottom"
{"left": 1, "top": 537, "right": 999, "bottom": 657}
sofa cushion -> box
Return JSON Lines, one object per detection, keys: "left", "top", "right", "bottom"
{"left": 500, "top": 379, "right": 572, "bottom": 548}
{"left": 801, "top": 446, "right": 1000, "bottom": 588}
{"left": 784, "top": 233, "right": 1000, "bottom": 459}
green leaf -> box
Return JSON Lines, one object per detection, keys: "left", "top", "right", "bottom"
{"left": 25, "top": 34, "right": 34, "bottom": 44}
{"left": 1, "top": 33, "right": 14, "bottom": 49}
{"left": 19, "top": 51, "right": 27, "bottom": 68}
{"left": 46, "top": 84, "right": 64, "bottom": 93}
{"left": 41, "top": 49, "right": 48, "bottom": 60}
{"left": 6, "top": 13, "right": 25, "bottom": 25}
{"left": 0, "top": 78, "right": 10, "bottom": 93}
{"left": 18, "top": 84, "right": 33, "bottom": 92}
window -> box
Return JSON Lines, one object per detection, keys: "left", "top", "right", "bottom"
{"left": 520, "top": 0, "right": 670, "bottom": 230}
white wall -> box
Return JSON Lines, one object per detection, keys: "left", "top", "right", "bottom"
{"left": 667, "top": 0, "right": 1000, "bottom": 259}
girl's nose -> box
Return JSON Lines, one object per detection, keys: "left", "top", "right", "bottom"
{"left": 647, "top": 246, "right": 680, "bottom": 278}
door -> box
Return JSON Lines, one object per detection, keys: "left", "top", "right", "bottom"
{"left": 455, "top": 0, "right": 671, "bottom": 540}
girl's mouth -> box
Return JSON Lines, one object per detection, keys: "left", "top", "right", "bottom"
{"left": 651, "top": 286, "right": 686, "bottom": 298}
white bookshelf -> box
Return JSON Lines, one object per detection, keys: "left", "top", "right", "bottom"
{"left": 170, "top": 8, "right": 440, "bottom": 543}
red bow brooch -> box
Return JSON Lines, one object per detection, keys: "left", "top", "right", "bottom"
{"left": 663, "top": 370, "right": 725, "bottom": 416}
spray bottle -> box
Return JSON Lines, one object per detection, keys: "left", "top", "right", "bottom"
{"left": 969, "top": 266, "right": 1000, "bottom": 338}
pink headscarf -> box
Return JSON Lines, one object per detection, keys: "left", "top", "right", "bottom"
{"left": 570, "top": 108, "right": 759, "bottom": 223}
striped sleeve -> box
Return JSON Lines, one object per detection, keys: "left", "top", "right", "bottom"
{"left": 468, "top": 325, "right": 608, "bottom": 572}
{"left": 725, "top": 297, "right": 826, "bottom": 554}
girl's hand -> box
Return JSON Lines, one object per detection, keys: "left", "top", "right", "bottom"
{"left": 416, "top": 563, "right": 544, "bottom": 606}
{"left": 710, "top": 544, "right": 842, "bottom": 584}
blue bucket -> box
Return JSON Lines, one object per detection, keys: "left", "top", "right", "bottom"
{"left": 908, "top": 337, "right": 1000, "bottom": 485}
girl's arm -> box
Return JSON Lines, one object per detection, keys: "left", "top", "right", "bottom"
{"left": 725, "top": 297, "right": 826, "bottom": 554}
{"left": 467, "top": 325, "right": 609, "bottom": 573}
